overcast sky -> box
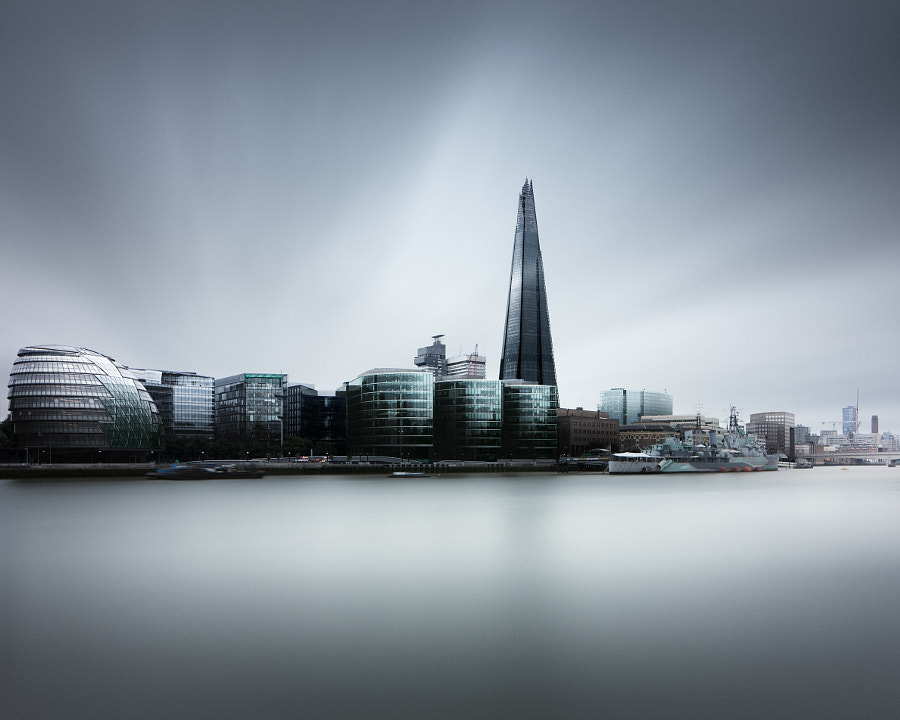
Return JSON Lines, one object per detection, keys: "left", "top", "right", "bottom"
{"left": 2, "top": 0, "right": 898, "bottom": 432}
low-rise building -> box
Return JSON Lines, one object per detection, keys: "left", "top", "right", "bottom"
{"left": 557, "top": 407, "right": 619, "bottom": 457}
{"left": 619, "top": 423, "right": 677, "bottom": 452}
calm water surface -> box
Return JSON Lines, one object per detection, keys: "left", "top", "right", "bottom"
{"left": 4, "top": 466, "right": 900, "bottom": 719}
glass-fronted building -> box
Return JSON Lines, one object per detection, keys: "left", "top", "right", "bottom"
{"left": 499, "top": 179, "right": 557, "bottom": 386}
{"left": 500, "top": 381, "right": 558, "bottom": 459}
{"left": 284, "top": 383, "right": 319, "bottom": 439}
{"left": 346, "top": 369, "right": 433, "bottom": 461}
{"left": 215, "top": 373, "right": 287, "bottom": 444}
{"left": 130, "top": 368, "right": 214, "bottom": 440}
{"left": 284, "top": 383, "right": 347, "bottom": 451}
{"left": 7, "top": 345, "right": 161, "bottom": 462}
{"left": 598, "top": 388, "right": 673, "bottom": 426}
{"left": 842, "top": 405, "right": 858, "bottom": 436}
{"left": 433, "top": 379, "right": 503, "bottom": 461}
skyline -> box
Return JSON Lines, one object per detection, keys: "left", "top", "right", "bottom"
{"left": 2, "top": 2, "right": 899, "bottom": 431}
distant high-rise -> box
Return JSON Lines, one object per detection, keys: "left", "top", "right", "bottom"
{"left": 499, "top": 179, "right": 557, "bottom": 386}
{"left": 842, "top": 405, "right": 858, "bottom": 436}
{"left": 414, "top": 335, "right": 486, "bottom": 379}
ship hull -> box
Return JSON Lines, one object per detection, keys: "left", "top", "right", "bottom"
{"left": 659, "top": 455, "right": 779, "bottom": 473}
{"left": 608, "top": 453, "right": 662, "bottom": 474}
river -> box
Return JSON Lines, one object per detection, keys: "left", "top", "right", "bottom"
{"left": 3, "top": 466, "right": 900, "bottom": 718}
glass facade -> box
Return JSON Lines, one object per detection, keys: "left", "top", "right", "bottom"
{"left": 165, "top": 371, "right": 214, "bottom": 439}
{"left": 130, "top": 368, "right": 215, "bottom": 440}
{"left": 433, "top": 379, "right": 503, "bottom": 461}
{"left": 842, "top": 405, "right": 858, "bottom": 436}
{"left": 284, "top": 384, "right": 347, "bottom": 447}
{"left": 500, "top": 382, "right": 558, "bottom": 459}
{"left": 500, "top": 180, "right": 557, "bottom": 386}
{"left": 215, "top": 373, "right": 286, "bottom": 442}
{"left": 7, "top": 345, "right": 161, "bottom": 461}
{"left": 284, "top": 383, "right": 319, "bottom": 439}
{"left": 599, "top": 388, "right": 673, "bottom": 425}
{"left": 346, "top": 370, "right": 433, "bottom": 461}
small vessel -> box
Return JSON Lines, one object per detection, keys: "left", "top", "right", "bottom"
{"left": 388, "top": 471, "right": 429, "bottom": 478}
{"left": 607, "top": 451, "right": 662, "bottom": 474}
{"left": 147, "top": 462, "right": 264, "bottom": 480}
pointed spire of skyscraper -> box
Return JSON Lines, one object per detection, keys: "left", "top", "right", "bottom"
{"left": 499, "top": 179, "right": 557, "bottom": 386}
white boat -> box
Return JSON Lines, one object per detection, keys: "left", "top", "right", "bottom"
{"left": 608, "top": 451, "right": 662, "bottom": 474}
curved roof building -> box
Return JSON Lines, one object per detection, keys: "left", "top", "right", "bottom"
{"left": 346, "top": 369, "right": 433, "bottom": 461}
{"left": 8, "top": 345, "right": 161, "bottom": 462}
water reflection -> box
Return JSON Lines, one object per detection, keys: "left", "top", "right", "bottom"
{"left": 4, "top": 468, "right": 900, "bottom": 718}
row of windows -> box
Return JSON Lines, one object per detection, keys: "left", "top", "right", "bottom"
{"left": 15, "top": 421, "right": 107, "bottom": 434}
{"left": 10, "top": 385, "right": 113, "bottom": 398}
{"left": 12, "top": 410, "right": 108, "bottom": 421}
{"left": 9, "top": 373, "right": 108, "bottom": 386}
{"left": 12, "top": 361, "right": 97, "bottom": 374}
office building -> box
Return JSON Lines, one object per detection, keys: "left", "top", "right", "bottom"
{"left": 215, "top": 373, "right": 287, "bottom": 445}
{"left": 433, "top": 378, "right": 503, "bottom": 461}
{"left": 283, "top": 383, "right": 318, "bottom": 439}
{"left": 557, "top": 407, "right": 619, "bottom": 457}
{"left": 444, "top": 350, "right": 486, "bottom": 379}
{"left": 7, "top": 345, "right": 161, "bottom": 462}
{"left": 346, "top": 369, "right": 433, "bottom": 461}
{"left": 598, "top": 388, "right": 673, "bottom": 426}
{"left": 284, "top": 383, "right": 347, "bottom": 451}
{"left": 500, "top": 381, "right": 558, "bottom": 459}
{"left": 414, "top": 335, "right": 486, "bottom": 379}
{"left": 747, "top": 411, "right": 795, "bottom": 458}
{"left": 872, "top": 415, "right": 879, "bottom": 434}
{"left": 842, "top": 405, "right": 858, "bottom": 436}
{"left": 794, "top": 425, "right": 813, "bottom": 444}
{"left": 130, "top": 368, "right": 215, "bottom": 440}
{"left": 414, "top": 335, "right": 447, "bottom": 376}
{"left": 499, "top": 180, "right": 557, "bottom": 386}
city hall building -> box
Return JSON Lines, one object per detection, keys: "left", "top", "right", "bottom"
{"left": 7, "top": 345, "right": 162, "bottom": 463}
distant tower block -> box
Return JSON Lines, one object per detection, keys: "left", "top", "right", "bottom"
{"left": 872, "top": 415, "right": 879, "bottom": 434}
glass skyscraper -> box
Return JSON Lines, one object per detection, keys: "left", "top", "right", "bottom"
{"left": 499, "top": 179, "right": 557, "bottom": 386}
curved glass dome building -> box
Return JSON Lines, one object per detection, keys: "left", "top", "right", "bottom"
{"left": 346, "top": 369, "right": 433, "bottom": 462}
{"left": 8, "top": 345, "right": 162, "bottom": 462}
